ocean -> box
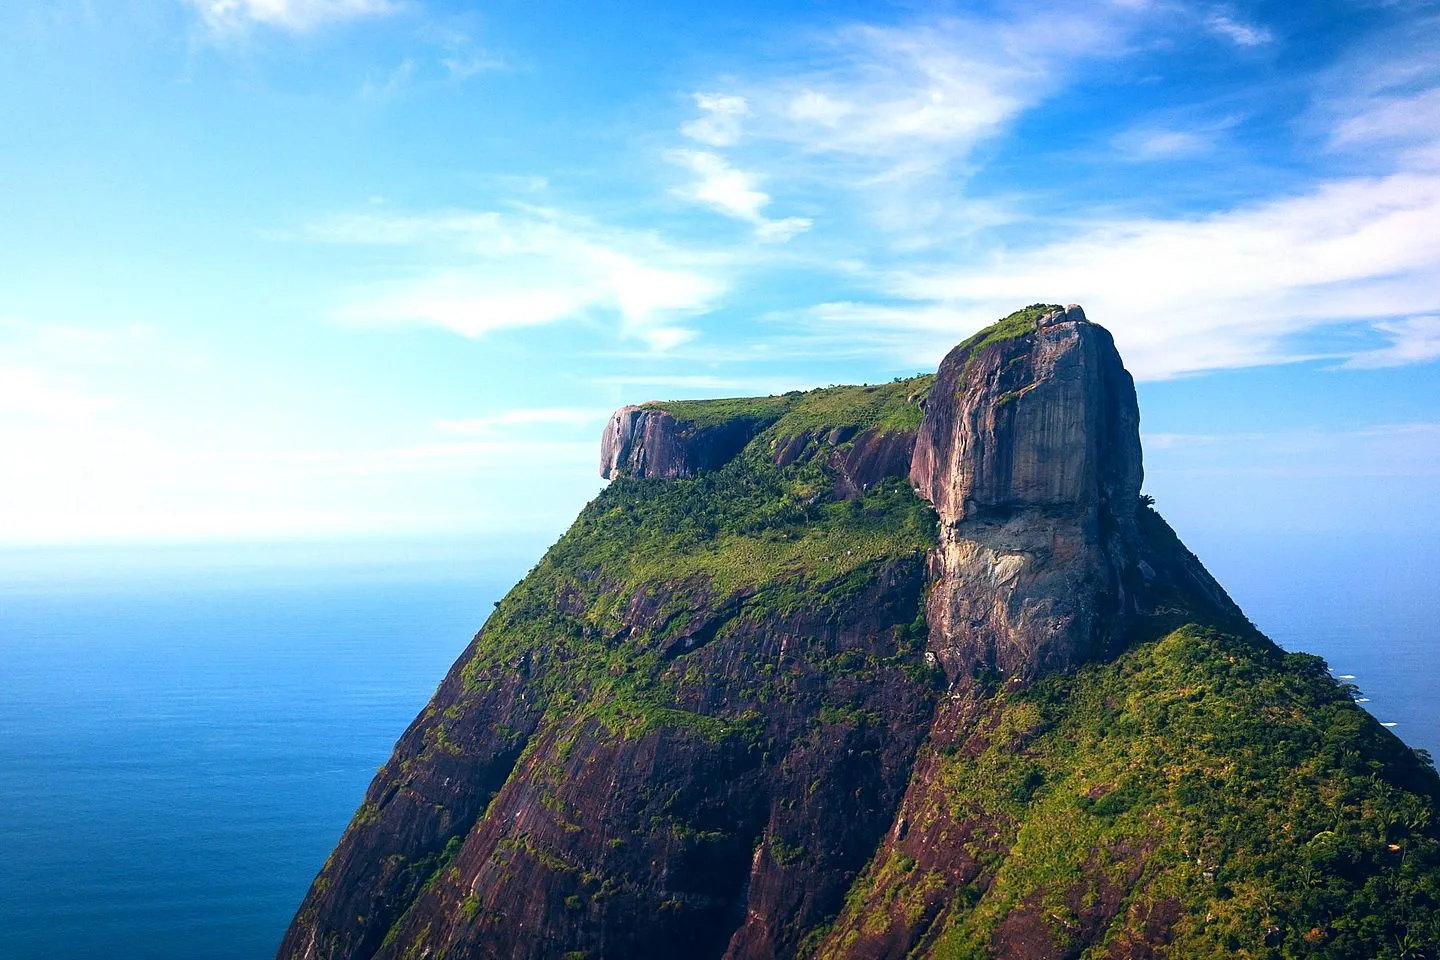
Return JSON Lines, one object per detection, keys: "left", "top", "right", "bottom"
{"left": 0, "top": 535, "right": 1435, "bottom": 960}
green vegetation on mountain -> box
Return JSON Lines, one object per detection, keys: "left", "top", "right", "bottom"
{"left": 643, "top": 374, "right": 933, "bottom": 440}
{"left": 956, "top": 303, "right": 1062, "bottom": 356}
{"left": 452, "top": 427, "right": 936, "bottom": 746}
{"left": 281, "top": 305, "right": 1440, "bottom": 960}
{"left": 640, "top": 393, "right": 795, "bottom": 432}
{"left": 824, "top": 625, "right": 1440, "bottom": 959}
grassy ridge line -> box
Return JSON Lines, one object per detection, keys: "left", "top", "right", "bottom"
{"left": 641, "top": 375, "right": 935, "bottom": 442}
{"left": 637, "top": 303, "right": 1063, "bottom": 443}
{"left": 639, "top": 394, "right": 795, "bottom": 432}
{"left": 953, "top": 303, "right": 1062, "bottom": 356}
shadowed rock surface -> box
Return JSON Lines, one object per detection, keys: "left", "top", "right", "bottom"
{"left": 281, "top": 305, "right": 1440, "bottom": 960}
{"left": 600, "top": 404, "right": 778, "bottom": 480}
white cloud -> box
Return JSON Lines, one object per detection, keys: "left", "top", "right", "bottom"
{"left": 668, "top": 149, "right": 812, "bottom": 242}
{"left": 787, "top": 90, "right": 852, "bottom": 126}
{"left": 639, "top": 326, "right": 699, "bottom": 351}
{"left": 754, "top": 217, "right": 814, "bottom": 243}
{"left": 433, "top": 26, "right": 508, "bottom": 81}
{"left": 1332, "top": 87, "right": 1440, "bottom": 151}
{"left": 1205, "top": 12, "right": 1274, "bottom": 48}
{"left": 1112, "top": 127, "right": 1212, "bottom": 161}
{"left": 441, "top": 51, "right": 506, "bottom": 80}
{"left": 185, "top": 0, "right": 396, "bottom": 33}
{"left": 1345, "top": 316, "right": 1440, "bottom": 368}
{"left": 739, "top": 11, "right": 1133, "bottom": 164}
{"left": 306, "top": 207, "right": 728, "bottom": 347}
{"left": 670, "top": 149, "right": 769, "bottom": 220}
{"left": 1315, "top": 22, "right": 1437, "bottom": 136}
{"left": 766, "top": 22, "right": 1036, "bottom": 159}
{"left": 1322, "top": 49, "right": 1440, "bottom": 172}
{"left": 795, "top": 172, "right": 1440, "bottom": 379}
{"left": 681, "top": 93, "right": 751, "bottom": 147}
{"left": 664, "top": 8, "right": 1147, "bottom": 248}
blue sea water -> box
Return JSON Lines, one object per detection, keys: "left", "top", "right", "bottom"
{"left": 0, "top": 535, "right": 1435, "bottom": 960}
{"left": 0, "top": 547, "right": 517, "bottom": 960}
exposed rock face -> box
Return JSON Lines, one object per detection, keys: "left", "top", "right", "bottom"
{"left": 912, "top": 306, "right": 1237, "bottom": 683}
{"left": 772, "top": 425, "right": 917, "bottom": 499}
{"left": 600, "top": 405, "right": 771, "bottom": 479}
{"left": 283, "top": 555, "right": 935, "bottom": 960}
{"left": 279, "top": 655, "right": 542, "bottom": 960}
{"left": 911, "top": 305, "right": 1139, "bottom": 521}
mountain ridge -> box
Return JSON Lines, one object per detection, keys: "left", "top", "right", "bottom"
{"left": 280, "top": 304, "right": 1440, "bottom": 960}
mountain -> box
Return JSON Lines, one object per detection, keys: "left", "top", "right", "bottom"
{"left": 279, "top": 305, "right": 1440, "bottom": 960}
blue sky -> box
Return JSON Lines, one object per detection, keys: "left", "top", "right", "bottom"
{"left": 1, "top": 0, "right": 1437, "bottom": 554}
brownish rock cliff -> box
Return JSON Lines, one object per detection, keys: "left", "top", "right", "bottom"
{"left": 600, "top": 404, "right": 777, "bottom": 479}
{"left": 911, "top": 304, "right": 1237, "bottom": 684}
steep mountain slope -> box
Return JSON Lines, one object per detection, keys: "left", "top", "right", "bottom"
{"left": 280, "top": 306, "right": 1440, "bottom": 960}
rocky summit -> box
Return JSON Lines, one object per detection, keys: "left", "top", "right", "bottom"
{"left": 280, "top": 305, "right": 1440, "bottom": 960}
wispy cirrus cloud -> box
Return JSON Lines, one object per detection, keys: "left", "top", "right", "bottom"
{"left": 789, "top": 171, "right": 1440, "bottom": 379}
{"left": 641, "top": 6, "right": 1440, "bottom": 382}
{"left": 668, "top": 148, "right": 812, "bottom": 242}
{"left": 1110, "top": 114, "right": 1241, "bottom": 161}
{"left": 738, "top": 16, "right": 1093, "bottom": 168}
{"left": 1204, "top": 11, "right": 1275, "bottom": 48}
{"left": 686, "top": 8, "right": 1138, "bottom": 167}
{"left": 1111, "top": 128, "right": 1213, "bottom": 161}
{"left": 359, "top": 24, "right": 506, "bottom": 98}
{"left": 660, "top": 5, "right": 1151, "bottom": 250}
{"left": 681, "top": 93, "right": 749, "bottom": 147}
{"left": 185, "top": 0, "right": 397, "bottom": 34}
{"left": 1344, "top": 316, "right": 1440, "bottom": 369}
{"left": 302, "top": 206, "right": 728, "bottom": 351}
{"left": 1321, "top": 36, "right": 1440, "bottom": 172}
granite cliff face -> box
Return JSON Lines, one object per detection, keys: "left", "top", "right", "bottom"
{"left": 281, "top": 306, "right": 1440, "bottom": 960}
{"left": 911, "top": 304, "right": 1236, "bottom": 684}
{"left": 600, "top": 404, "right": 776, "bottom": 480}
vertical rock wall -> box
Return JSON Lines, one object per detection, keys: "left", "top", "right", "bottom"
{"left": 600, "top": 406, "right": 773, "bottom": 480}
{"left": 910, "top": 306, "right": 1228, "bottom": 683}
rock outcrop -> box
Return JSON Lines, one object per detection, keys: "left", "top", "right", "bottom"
{"left": 911, "top": 304, "right": 1238, "bottom": 683}
{"left": 280, "top": 304, "right": 1440, "bottom": 960}
{"left": 600, "top": 405, "right": 774, "bottom": 479}
{"left": 910, "top": 304, "right": 1137, "bottom": 520}
{"left": 772, "top": 424, "right": 918, "bottom": 499}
